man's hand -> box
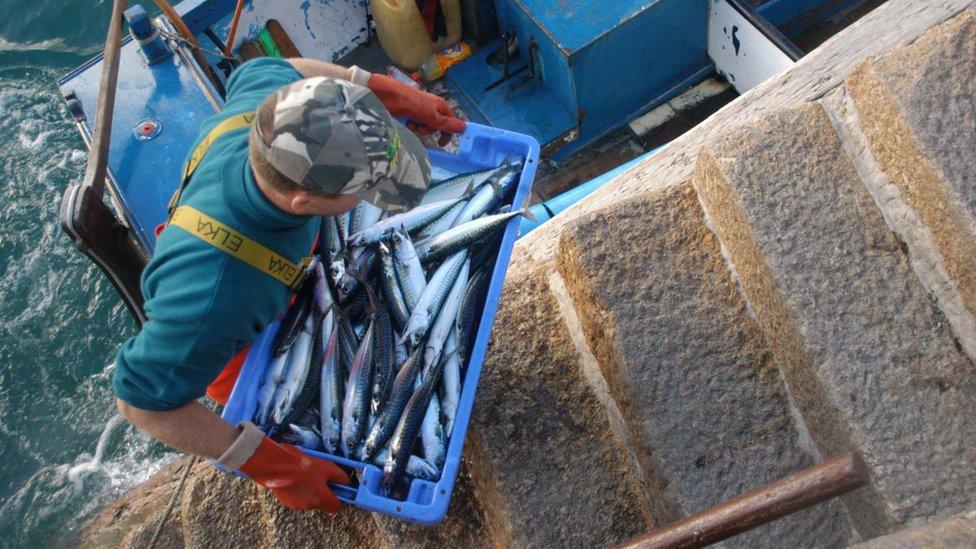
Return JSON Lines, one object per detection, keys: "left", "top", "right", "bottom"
{"left": 117, "top": 399, "right": 349, "bottom": 513}
{"left": 238, "top": 430, "right": 350, "bottom": 512}
{"left": 285, "top": 58, "right": 466, "bottom": 146}
{"left": 367, "top": 73, "right": 466, "bottom": 146}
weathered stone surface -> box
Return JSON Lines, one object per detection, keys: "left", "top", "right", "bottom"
{"left": 78, "top": 457, "right": 190, "bottom": 549}
{"left": 374, "top": 463, "right": 496, "bottom": 548}
{"left": 467, "top": 263, "right": 652, "bottom": 548}
{"left": 853, "top": 509, "right": 976, "bottom": 548}
{"left": 512, "top": 0, "right": 976, "bottom": 268}
{"left": 693, "top": 102, "right": 976, "bottom": 537}
{"left": 556, "top": 180, "right": 853, "bottom": 547}
{"left": 845, "top": 11, "right": 976, "bottom": 358}
{"left": 180, "top": 465, "right": 266, "bottom": 548}
{"left": 258, "top": 488, "right": 387, "bottom": 548}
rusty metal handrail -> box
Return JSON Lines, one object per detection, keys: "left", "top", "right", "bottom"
{"left": 81, "top": 0, "right": 127, "bottom": 197}
{"left": 617, "top": 452, "right": 869, "bottom": 549}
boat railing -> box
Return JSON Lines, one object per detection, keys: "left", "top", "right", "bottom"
{"left": 59, "top": 0, "right": 149, "bottom": 326}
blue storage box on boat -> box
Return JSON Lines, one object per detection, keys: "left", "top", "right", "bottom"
{"left": 221, "top": 121, "right": 539, "bottom": 524}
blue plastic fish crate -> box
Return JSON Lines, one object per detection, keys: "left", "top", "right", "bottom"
{"left": 221, "top": 122, "right": 539, "bottom": 524}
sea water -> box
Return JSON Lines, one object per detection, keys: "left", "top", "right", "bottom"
{"left": 0, "top": 1, "right": 177, "bottom": 546}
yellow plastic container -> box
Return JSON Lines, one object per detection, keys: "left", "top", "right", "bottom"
{"left": 370, "top": 0, "right": 462, "bottom": 70}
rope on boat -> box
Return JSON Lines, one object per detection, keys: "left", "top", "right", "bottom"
{"left": 159, "top": 29, "right": 238, "bottom": 61}
{"left": 224, "top": 0, "right": 247, "bottom": 57}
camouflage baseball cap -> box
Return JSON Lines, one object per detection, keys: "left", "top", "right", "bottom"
{"left": 252, "top": 77, "right": 431, "bottom": 212}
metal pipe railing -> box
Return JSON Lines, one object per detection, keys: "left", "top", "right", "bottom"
{"left": 617, "top": 453, "right": 869, "bottom": 549}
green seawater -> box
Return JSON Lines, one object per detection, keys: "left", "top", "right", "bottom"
{"left": 0, "top": 1, "right": 177, "bottom": 546}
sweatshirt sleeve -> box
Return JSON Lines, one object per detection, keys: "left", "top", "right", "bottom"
{"left": 113, "top": 245, "right": 242, "bottom": 411}
{"left": 222, "top": 57, "right": 304, "bottom": 114}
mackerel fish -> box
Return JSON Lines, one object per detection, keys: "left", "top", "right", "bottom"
{"left": 347, "top": 199, "right": 462, "bottom": 247}
{"left": 271, "top": 277, "right": 314, "bottom": 357}
{"left": 378, "top": 242, "right": 410, "bottom": 331}
{"left": 371, "top": 448, "right": 439, "bottom": 481}
{"left": 283, "top": 424, "right": 323, "bottom": 450}
{"left": 411, "top": 199, "right": 467, "bottom": 241}
{"left": 439, "top": 330, "right": 462, "bottom": 436}
{"left": 421, "top": 164, "right": 504, "bottom": 205}
{"left": 456, "top": 265, "right": 492, "bottom": 363}
{"left": 401, "top": 250, "right": 469, "bottom": 349}
{"left": 414, "top": 210, "right": 530, "bottom": 265}
{"left": 390, "top": 227, "right": 426, "bottom": 312}
{"left": 420, "top": 391, "right": 447, "bottom": 468}
{"left": 340, "top": 318, "right": 375, "bottom": 458}
{"left": 361, "top": 345, "right": 424, "bottom": 461}
{"left": 450, "top": 162, "right": 521, "bottom": 227}
{"left": 319, "top": 329, "right": 344, "bottom": 454}
{"left": 383, "top": 347, "right": 446, "bottom": 489}
{"left": 273, "top": 311, "right": 323, "bottom": 428}
{"left": 348, "top": 200, "right": 384, "bottom": 237}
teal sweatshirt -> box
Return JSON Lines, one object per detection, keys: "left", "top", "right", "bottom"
{"left": 113, "top": 58, "right": 317, "bottom": 411}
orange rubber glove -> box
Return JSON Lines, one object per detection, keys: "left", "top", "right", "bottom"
{"left": 239, "top": 436, "right": 350, "bottom": 513}
{"left": 367, "top": 73, "right": 466, "bottom": 146}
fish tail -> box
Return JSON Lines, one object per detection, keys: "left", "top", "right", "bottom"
{"left": 518, "top": 207, "right": 537, "bottom": 223}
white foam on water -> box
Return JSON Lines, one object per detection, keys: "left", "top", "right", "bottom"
{"left": 0, "top": 36, "right": 99, "bottom": 55}
{"left": 0, "top": 392, "right": 178, "bottom": 543}
{"left": 18, "top": 128, "right": 57, "bottom": 150}
{"left": 0, "top": 65, "right": 156, "bottom": 546}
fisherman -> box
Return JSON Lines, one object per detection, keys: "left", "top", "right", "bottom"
{"left": 111, "top": 57, "right": 465, "bottom": 513}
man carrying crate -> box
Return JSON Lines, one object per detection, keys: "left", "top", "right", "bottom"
{"left": 111, "top": 56, "right": 465, "bottom": 513}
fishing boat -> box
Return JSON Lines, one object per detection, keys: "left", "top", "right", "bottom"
{"left": 58, "top": 0, "right": 872, "bottom": 324}
{"left": 56, "top": 0, "right": 884, "bottom": 526}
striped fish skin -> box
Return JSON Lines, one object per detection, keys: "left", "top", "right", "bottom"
{"left": 378, "top": 242, "right": 410, "bottom": 331}
{"left": 470, "top": 227, "right": 503, "bottom": 274}
{"left": 439, "top": 330, "right": 462, "bottom": 437}
{"left": 336, "top": 314, "right": 358, "bottom": 375}
{"left": 371, "top": 304, "right": 396, "bottom": 416}
{"left": 401, "top": 250, "right": 469, "bottom": 349}
{"left": 278, "top": 311, "right": 324, "bottom": 428}
{"left": 420, "top": 164, "right": 501, "bottom": 205}
{"left": 411, "top": 199, "right": 466, "bottom": 241}
{"left": 337, "top": 212, "right": 350, "bottom": 247}
{"left": 390, "top": 228, "right": 427, "bottom": 312}
{"left": 420, "top": 392, "right": 447, "bottom": 468}
{"left": 271, "top": 314, "right": 317, "bottom": 427}
{"left": 271, "top": 279, "right": 314, "bottom": 357}
{"left": 424, "top": 259, "right": 469, "bottom": 371}
{"left": 415, "top": 210, "right": 523, "bottom": 265}
{"left": 347, "top": 199, "right": 461, "bottom": 247}
{"left": 450, "top": 162, "right": 521, "bottom": 227}
{"left": 319, "top": 216, "right": 343, "bottom": 258}
{"left": 341, "top": 319, "right": 375, "bottom": 458}
{"left": 348, "top": 200, "right": 384, "bottom": 237}
{"left": 456, "top": 265, "right": 492, "bottom": 363}
{"left": 319, "top": 329, "right": 343, "bottom": 454}
{"left": 383, "top": 350, "right": 446, "bottom": 490}
{"left": 361, "top": 346, "right": 425, "bottom": 461}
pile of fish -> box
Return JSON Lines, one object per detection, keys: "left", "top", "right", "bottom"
{"left": 252, "top": 159, "right": 528, "bottom": 492}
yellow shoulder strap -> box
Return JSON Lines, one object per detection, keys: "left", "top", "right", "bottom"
{"left": 182, "top": 112, "right": 255, "bottom": 180}
{"left": 167, "top": 112, "right": 255, "bottom": 216}
{"left": 169, "top": 205, "right": 311, "bottom": 289}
